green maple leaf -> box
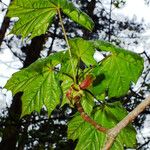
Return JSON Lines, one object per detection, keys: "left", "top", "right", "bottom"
{"left": 5, "top": 52, "right": 64, "bottom": 116}
{"left": 69, "top": 38, "right": 97, "bottom": 66}
{"left": 68, "top": 102, "right": 137, "bottom": 150}
{"left": 91, "top": 40, "right": 144, "bottom": 98}
{"left": 7, "top": 0, "right": 94, "bottom": 39}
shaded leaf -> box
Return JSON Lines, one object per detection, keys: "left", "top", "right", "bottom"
{"left": 60, "top": 0, "right": 94, "bottom": 31}
{"left": 91, "top": 40, "right": 144, "bottom": 98}
{"left": 68, "top": 113, "right": 85, "bottom": 140}
{"left": 60, "top": 51, "right": 78, "bottom": 80}
{"left": 61, "top": 76, "right": 74, "bottom": 107}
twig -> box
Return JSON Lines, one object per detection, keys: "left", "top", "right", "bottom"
{"left": 75, "top": 98, "right": 108, "bottom": 133}
{"left": 0, "top": 1, "right": 8, "bottom": 7}
{"left": 102, "top": 95, "right": 150, "bottom": 150}
{"left": 108, "top": 0, "right": 113, "bottom": 42}
{"left": 143, "top": 51, "right": 150, "bottom": 64}
{"left": 57, "top": 8, "right": 76, "bottom": 83}
{"left": 137, "top": 140, "right": 150, "bottom": 150}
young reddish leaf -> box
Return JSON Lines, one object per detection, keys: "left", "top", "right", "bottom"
{"left": 66, "top": 86, "right": 73, "bottom": 100}
{"left": 79, "top": 75, "right": 94, "bottom": 90}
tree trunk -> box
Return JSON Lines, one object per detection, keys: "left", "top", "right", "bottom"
{"left": 0, "top": 92, "right": 22, "bottom": 150}
{"left": 0, "top": 34, "right": 46, "bottom": 149}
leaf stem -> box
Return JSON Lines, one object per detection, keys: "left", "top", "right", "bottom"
{"left": 57, "top": 9, "right": 76, "bottom": 82}
{"left": 75, "top": 97, "right": 108, "bottom": 133}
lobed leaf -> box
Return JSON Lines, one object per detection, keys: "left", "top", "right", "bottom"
{"left": 91, "top": 40, "right": 144, "bottom": 98}
{"left": 68, "top": 113, "right": 85, "bottom": 140}
{"left": 5, "top": 52, "right": 64, "bottom": 116}
{"left": 7, "top": 0, "right": 94, "bottom": 39}
{"left": 60, "top": 0, "right": 94, "bottom": 31}
{"left": 7, "top": 0, "right": 57, "bottom": 39}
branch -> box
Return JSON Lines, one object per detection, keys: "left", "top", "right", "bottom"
{"left": 108, "top": 0, "right": 113, "bottom": 42}
{"left": 102, "top": 95, "right": 150, "bottom": 150}
{"left": 137, "top": 140, "right": 150, "bottom": 150}
{"left": 0, "top": 16, "right": 10, "bottom": 46}
{"left": 0, "top": 0, "right": 12, "bottom": 46}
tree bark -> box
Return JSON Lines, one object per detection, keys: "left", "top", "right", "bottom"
{"left": 0, "top": 34, "right": 46, "bottom": 149}
{"left": 0, "top": 0, "right": 13, "bottom": 46}
{"left": 0, "top": 92, "right": 23, "bottom": 150}
{"left": 22, "top": 35, "right": 46, "bottom": 68}
{"left": 82, "top": 0, "right": 96, "bottom": 39}
{"left": 102, "top": 95, "right": 150, "bottom": 150}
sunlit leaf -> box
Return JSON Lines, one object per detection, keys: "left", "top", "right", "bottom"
{"left": 69, "top": 38, "right": 97, "bottom": 66}
{"left": 68, "top": 102, "right": 137, "bottom": 150}
{"left": 5, "top": 52, "right": 64, "bottom": 116}
{"left": 81, "top": 92, "right": 94, "bottom": 115}
{"left": 7, "top": 0, "right": 94, "bottom": 39}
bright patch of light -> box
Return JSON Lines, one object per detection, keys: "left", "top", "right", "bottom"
{"left": 94, "top": 50, "right": 104, "bottom": 62}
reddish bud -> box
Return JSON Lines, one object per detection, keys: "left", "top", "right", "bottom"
{"left": 79, "top": 75, "right": 93, "bottom": 90}
{"left": 66, "top": 87, "right": 73, "bottom": 100}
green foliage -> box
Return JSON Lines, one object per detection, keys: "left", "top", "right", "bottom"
{"left": 81, "top": 93, "right": 94, "bottom": 116}
{"left": 68, "top": 102, "right": 137, "bottom": 150}
{"left": 7, "top": 0, "right": 94, "bottom": 39}
{"left": 6, "top": 0, "right": 145, "bottom": 149}
{"left": 5, "top": 52, "right": 64, "bottom": 116}
{"left": 91, "top": 40, "right": 144, "bottom": 98}
{"left": 5, "top": 37, "right": 143, "bottom": 148}
{"left": 69, "top": 38, "right": 97, "bottom": 66}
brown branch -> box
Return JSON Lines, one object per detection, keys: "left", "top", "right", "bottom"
{"left": 0, "top": 0, "right": 13, "bottom": 46}
{"left": 75, "top": 99, "right": 108, "bottom": 133}
{"left": 0, "top": 16, "right": 10, "bottom": 46}
{"left": 102, "top": 95, "right": 150, "bottom": 150}
{"left": 108, "top": 0, "right": 113, "bottom": 42}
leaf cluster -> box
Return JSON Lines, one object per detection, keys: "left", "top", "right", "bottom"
{"left": 5, "top": 0, "right": 144, "bottom": 149}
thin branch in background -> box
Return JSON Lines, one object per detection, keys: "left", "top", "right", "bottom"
{"left": 0, "top": 0, "right": 12, "bottom": 46}
{"left": 97, "top": 0, "right": 111, "bottom": 16}
{"left": 137, "top": 139, "right": 150, "bottom": 150}
{"left": 143, "top": 51, "right": 150, "bottom": 63}
{"left": 0, "top": 1, "right": 8, "bottom": 7}
{"left": 102, "top": 95, "right": 150, "bottom": 150}
{"left": 108, "top": 0, "right": 113, "bottom": 42}
{"left": 0, "top": 17, "right": 10, "bottom": 46}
